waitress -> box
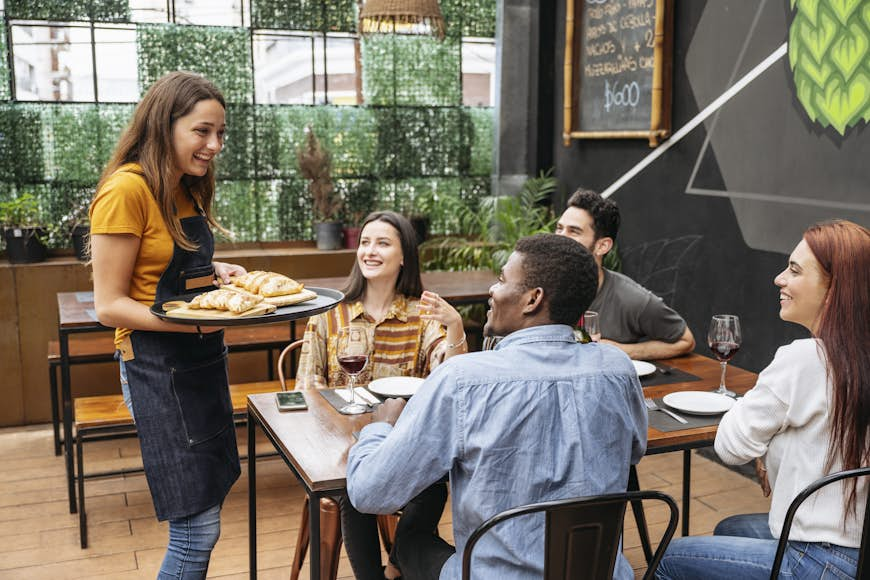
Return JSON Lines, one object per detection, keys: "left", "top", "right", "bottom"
{"left": 89, "top": 72, "right": 245, "bottom": 579}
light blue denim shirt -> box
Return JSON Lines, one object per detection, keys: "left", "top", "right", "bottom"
{"left": 347, "top": 324, "right": 647, "bottom": 580}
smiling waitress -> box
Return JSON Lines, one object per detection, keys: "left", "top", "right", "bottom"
{"left": 89, "top": 72, "right": 246, "bottom": 579}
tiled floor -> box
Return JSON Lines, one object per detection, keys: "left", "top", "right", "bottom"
{"left": 0, "top": 423, "right": 771, "bottom": 579}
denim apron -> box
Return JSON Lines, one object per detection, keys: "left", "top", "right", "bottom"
{"left": 122, "top": 209, "right": 240, "bottom": 522}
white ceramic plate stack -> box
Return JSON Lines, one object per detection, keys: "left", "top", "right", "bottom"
{"left": 367, "top": 376, "right": 425, "bottom": 398}
{"left": 632, "top": 360, "right": 657, "bottom": 377}
{"left": 661, "top": 391, "right": 735, "bottom": 415}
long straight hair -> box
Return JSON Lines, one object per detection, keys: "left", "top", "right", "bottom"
{"left": 94, "top": 71, "right": 229, "bottom": 250}
{"left": 804, "top": 219, "right": 870, "bottom": 514}
{"left": 342, "top": 211, "right": 424, "bottom": 302}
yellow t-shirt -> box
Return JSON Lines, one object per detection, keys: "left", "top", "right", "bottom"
{"left": 89, "top": 163, "right": 198, "bottom": 347}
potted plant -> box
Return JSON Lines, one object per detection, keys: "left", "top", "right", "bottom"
{"left": 1, "top": 193, "right": 48, "bottom": 263}
{"left": 47, "top": 194, "right": 91, "bottom": 262}
{"left": 297, "top": 127, "right": 343, "bottom": 250}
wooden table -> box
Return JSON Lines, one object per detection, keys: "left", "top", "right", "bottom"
{"left": 246, "top": 353, "right": 758, "bottom": 579}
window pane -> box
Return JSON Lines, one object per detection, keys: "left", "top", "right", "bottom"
{"left": 174, "top": 0, "right": 243, "bottom": 27}
{"left": 129, "top": 0, "right": 169, "bottom": 23}
{"left": 95, "top": 26, "right": 138, "bottom": 103}
{"left": 253, "top": 33, "right": 314, "bottom": 104}
{"left": 12, "top": 24, "right": 94, "bottom": 102}
{"left": 324, "top": 34, "right": 360, "bottom": 105}
{"left": 462, "top": 40, "right": 495, "bottom": 107}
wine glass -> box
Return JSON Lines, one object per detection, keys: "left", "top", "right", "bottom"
{"left": 336, "top": 326, "right": 370, "bottom": 415}
{"left": 707, "top": 314, "right": 741, "bottom": 397}
{"left": 583, "top": 310, "right": 601, "bottom": 342}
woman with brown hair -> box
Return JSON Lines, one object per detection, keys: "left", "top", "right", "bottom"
{"left": 656, "top": 219, "right": 870, "bottom": 579}
{"left": 89, "top": 71, "right": 245, "bottom": 578}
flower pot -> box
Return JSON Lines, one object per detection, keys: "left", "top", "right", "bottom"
{"left": 315, "top": 221, "right": 343, "bottom": 251}
{"left": 71, "top": 224, "right": 90, "bottom": 262}
{"left": 3, "top": 227, "right": 48, "bottom": 263}
{"left": 342, "top": 226, "right": 362, "bottom": 249}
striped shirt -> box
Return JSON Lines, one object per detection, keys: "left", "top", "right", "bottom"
{"left": 296, "top": 295, "right": 447, "bottom": 388}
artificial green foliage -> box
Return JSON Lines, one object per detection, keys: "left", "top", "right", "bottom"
{"left": 137, "top": 24, "right": 253, "bottom": 104}
{"left": 0, "top": 105, "right": 45, "bottom": 183}
{"left": 466, "top": 107, "right": 494, "bottom": 176}
{"left": 375, "top": 108, "right": 465, "bottom": 178}
{"left": 441, "top": 0, "right": 497, "bottom": 38}
{"left": 98, "top": 104, "right": 136, "bottom": 162}
{"left": 218, "top": 104, "right": 256, "bottom": 180}
{"left": 252, "top": 0, "right": 356, "bottom": 32}
{"left": 0, "top": 25, "right": 9, "bottom": 101}
{"left": 214, "top": 180, "right": 259, "bottom": 242}
{"left": 5, "top": 0, "right": 130, "bottom": 22}
{"left": 788, "top": 0, "right": 870, "bottom": 134}
{"left": 275, "top": 179, "right": 314, "bottom": 240}
{"left": 336, "top": 178, "right": 378, "bottom": 225}
{"left": 362, "top": 35, "right": 461, "bottom": 106}
{"left": 46, "top": 105, "right": 104, "bottom": 184}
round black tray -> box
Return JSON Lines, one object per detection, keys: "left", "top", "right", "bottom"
{"left": 150, "top": 286, "right": 344, "bottom": 326}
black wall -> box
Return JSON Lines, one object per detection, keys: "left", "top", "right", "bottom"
{"left": 542, "top": 0, "right": 870, "bottom": 372}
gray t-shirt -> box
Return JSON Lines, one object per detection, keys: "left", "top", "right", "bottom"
{"left": 588, "top": 269, "right": 687, "bottom": 344}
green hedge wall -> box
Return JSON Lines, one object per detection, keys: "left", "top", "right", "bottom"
{"left": 0, "top": 1, "right": 495, "bottom": 249}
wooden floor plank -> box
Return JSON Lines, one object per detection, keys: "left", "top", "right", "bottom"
{"left": 0, "top": 424, "right": 771, "bottom": 578}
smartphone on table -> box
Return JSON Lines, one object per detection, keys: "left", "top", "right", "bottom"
{"left": 275, "top": 391, "right": 308, "bottom": 411}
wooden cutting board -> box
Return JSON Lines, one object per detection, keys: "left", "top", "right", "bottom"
{"left": 163, "top": 303, "right": 277, "bottom": 319}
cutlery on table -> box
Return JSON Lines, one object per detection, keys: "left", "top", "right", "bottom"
{"left": 644, "top": 397, "right": 688, "bottom": 424}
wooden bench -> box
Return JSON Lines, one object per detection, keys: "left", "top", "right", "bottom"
{"left": 49, "top": 323, "right": 301, "bottom": 455}
{"left": 72, "top": 341, "right": 301, "bottom": 549}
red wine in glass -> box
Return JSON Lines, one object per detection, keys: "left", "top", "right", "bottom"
{"left": 710, "top": 341, "right": 740, "bottom": 362}
{"left": 338, "top": 354, "right": 368, "bottom": 375}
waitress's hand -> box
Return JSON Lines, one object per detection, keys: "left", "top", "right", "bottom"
{"left": 755, "top": 458, "right": 771, "bottom": 497}
{"left": 213, "top": 261, "right": 247, "bottom": 285}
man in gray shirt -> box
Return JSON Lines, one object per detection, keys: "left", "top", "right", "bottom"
{"left": 555, "top": 189, "right": 695, "bottom": 360}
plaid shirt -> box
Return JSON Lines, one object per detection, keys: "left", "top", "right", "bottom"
{"left": 296, "top": 295, "right": 447, "bottom": 388}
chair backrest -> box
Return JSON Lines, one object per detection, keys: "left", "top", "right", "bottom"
{"left": 461, "top": 490, "right": 679, "bottom": 580}
{"left": 770, "top": 466, "right": 870, "bottom": 580}
{"left": 277, "top": 340, "right": 304, "bottom": 391}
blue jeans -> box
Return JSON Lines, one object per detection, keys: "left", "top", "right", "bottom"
{"left": 117, "top": 355, "right": 134, "bottom": 419}
{"left": 655, "top": 513, "right": 859, "bottom": 579}
{"left": 158, "top": 503, "right": 222, "bottom": 579}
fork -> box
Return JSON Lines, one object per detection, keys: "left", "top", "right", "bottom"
{"left": 644, "top": 397, "right": 688, "bottom": 424}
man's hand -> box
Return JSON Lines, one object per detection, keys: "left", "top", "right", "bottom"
{"left": 372, "top": 398, "right": 406, "bottom": 426}
{"left": 213, "top": 261, "right": 247, "bottom": 285}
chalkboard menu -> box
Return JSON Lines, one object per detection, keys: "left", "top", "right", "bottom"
{"left": 563, "top": 0, "right": 673, "bottom": 147}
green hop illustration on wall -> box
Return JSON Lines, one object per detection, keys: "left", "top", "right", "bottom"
{"left": 788, "top": 0, "right": 870, "bottom": 135}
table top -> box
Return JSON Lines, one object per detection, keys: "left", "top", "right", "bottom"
{"left": 57, "top": 270, "right": 495, "bottom": 330}
{"left": 247, "top": 352, "right": 759, "bottom": 494}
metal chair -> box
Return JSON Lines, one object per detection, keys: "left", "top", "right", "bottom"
{"left": 770, "top": 466, "right": 870, "bottom": 580}
{"left": 462, "top": 490, "right": 679, "bottom": 580}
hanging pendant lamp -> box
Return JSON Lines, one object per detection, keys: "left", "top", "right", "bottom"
{"left": 359, "top": 0, "right": 446, "bottom": 40}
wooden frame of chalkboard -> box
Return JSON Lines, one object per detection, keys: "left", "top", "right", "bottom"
{"left": 563, "top": 0, "right": 674, "bottom": 147}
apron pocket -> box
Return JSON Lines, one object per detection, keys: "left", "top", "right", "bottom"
{"left": 178, "top": 264, "right": 216, "bottom": 295}
{"left": 170, "top": 350, "right": 232, "bottom": 446}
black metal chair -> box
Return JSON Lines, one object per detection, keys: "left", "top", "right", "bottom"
{"left": 770, "top": 466, "right": 870, "bottom": 580}
{"left": 461, "top": 490, "right": 679, "bottom": 580}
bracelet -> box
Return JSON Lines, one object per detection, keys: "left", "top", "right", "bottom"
{"left": 446, "top": 333, "right": 467, "bottom": 350}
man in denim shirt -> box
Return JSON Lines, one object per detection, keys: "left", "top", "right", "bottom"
{"left": 347, "top": 234, "right": 647, "bottom": 580}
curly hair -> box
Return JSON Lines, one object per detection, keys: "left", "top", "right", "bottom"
{"left": 514, "top": 234, "right": 598, "bottom": 325}
{"left": 566, "top": 188, "right": 620, "bottom": 241}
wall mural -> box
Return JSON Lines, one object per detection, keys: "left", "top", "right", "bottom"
{"left": 684, "top": 0, "right": 869, "bottom": 255}
{"left": 789, "top": 0, "right": 870, "bottom": 135}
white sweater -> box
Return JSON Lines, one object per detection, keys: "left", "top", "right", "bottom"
{"left": 714, "top": 338, "right": 865, "bottom": 547}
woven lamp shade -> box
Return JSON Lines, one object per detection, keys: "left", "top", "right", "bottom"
{"left": 359, "top": 0, "right": 446, "bottom": 40}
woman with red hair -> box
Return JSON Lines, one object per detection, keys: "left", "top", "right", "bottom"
{"left": 656, "top": 219, "right": 870, "bottom": 579}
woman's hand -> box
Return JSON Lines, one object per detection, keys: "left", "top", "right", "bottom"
{"left": 754, "top": 458, "right": 771, "bottom": 497}
{"left": 419, "top": 290, "right": 462, "bottom": 330}
{"left": 213, "top": 261, "right": 247, "bottom": 285}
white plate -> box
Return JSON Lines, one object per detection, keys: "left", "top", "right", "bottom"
{"left": 367, "top": 376, "right": 425, "bottom": 398}
{"left": 662, "top": 391, "right": 735, "bottom": 415}
{"left": 632, "top": 360, "right": 657, "bottom": 377}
